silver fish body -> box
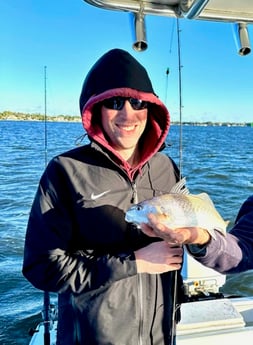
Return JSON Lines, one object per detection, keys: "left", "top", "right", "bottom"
{"left": 125, "top": 178, "right": 228, "bottom": 238}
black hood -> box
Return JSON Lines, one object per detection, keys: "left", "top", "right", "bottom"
{"left": 79, "top": 49, "right": 170, "bottom": 175}
{"left": 79, "top": 48, "right": 155, "bottom": 113}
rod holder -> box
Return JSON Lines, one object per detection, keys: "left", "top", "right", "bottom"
{"left": 132, "top": 12, "right": 147, "bottom": 52}
{"left": 233, "top": 22, "right": 251, "bottom": 56}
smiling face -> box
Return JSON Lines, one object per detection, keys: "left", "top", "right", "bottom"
{"left": 101, "top": 100, "right": 148, "bottom": 163}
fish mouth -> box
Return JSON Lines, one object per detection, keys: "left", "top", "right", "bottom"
{"left": 125, "top": 214, "right": 132, "bottom": 222}
{"left": 125, "top": 212, "right": 139, "bottom": 224}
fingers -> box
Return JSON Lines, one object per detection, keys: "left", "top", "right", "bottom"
{"left": 134, "top": 241, "right": 183, "bottom": 274}
{"left": 146, "top": 214, "right": 184, "bottom": 244}
{"left": 140, "top": 216, "right": 181, "bottom": 243}
{"left": 144, "top": 214, "right": 211, "bottom": 245}
{"left": 140, "top": 223, "right": 157, "bottom": 237}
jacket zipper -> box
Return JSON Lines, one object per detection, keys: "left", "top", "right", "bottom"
{"left": 131, "top": 181, "right": 138, "bottom": 204}
{"left": 138, "top": 274, "right": 144, "bottom": 345}
{"left": 130, "top": 180, "right": 143, "bottom": 344}
{"left": 94, "top": 148, "right": 139, "bottom": 205}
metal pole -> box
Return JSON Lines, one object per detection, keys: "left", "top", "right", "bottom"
{"left": 43, "top": 291, "right": 51, "bottom": 345}
{"left": 170, "top": 18, "right": 184, "bottom": 345}
{"left": 43, "top": 65, "right": 50, "bottom": 345}
{"left": 176, "top": 19, "right": 183, "bottom": 178}
{"left": 44, "top": 66, "right": 48, "bottom": 167}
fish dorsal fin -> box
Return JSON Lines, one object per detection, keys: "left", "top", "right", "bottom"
{"left": 170, "top": 177, "right": 189, "bottom": 195}
{"left": 197, "top": 192, "right": 216, "bottom": 207}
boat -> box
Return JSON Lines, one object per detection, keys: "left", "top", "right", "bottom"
{"left": 82, "top": 0, "right": 253, "bottom": 55}
{"left": 28, "top": 2, "right": 253, "bottom": 344}
{"left": 177, "top": 256, "right": 253, "bottom": 344}
{"left": 28, "top": 254, "right": 253, "bottom": 345}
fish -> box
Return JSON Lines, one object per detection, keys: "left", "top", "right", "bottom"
{"left": 125, "top": 178, "right": 228, "bottom": 239}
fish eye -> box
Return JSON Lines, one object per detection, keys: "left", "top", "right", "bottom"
{"left": 136, "top": 205, "right": 143, "bottom": 211}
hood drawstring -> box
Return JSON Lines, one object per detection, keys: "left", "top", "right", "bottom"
{"left": 75, "top": 133, "right": 88, "bottom": 147}
{"left": 147, "top": 162, "right": 156, "bottom": 197}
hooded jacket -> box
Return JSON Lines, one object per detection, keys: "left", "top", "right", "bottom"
{"left": 23, "top": 49, "right": 183, "bottom": 345}
{"left": 80, "top": 48, "right": 170, "bottom": 180}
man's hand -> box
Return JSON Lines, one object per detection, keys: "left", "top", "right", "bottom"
{"left": 140, "top": 214, "right": 211, "bottom": 246}
{"left": 134, "top": 241, "right": 183, "bottom": 274}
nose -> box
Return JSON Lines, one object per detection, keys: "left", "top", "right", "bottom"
{"left": 119, "top": 100, "right": 135, "bottom": 117}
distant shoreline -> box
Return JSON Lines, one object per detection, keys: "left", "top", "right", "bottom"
{"left": 0, "top": 111, "right": 252, "bottom": 127}
{"left": 0, "top": 111, "right": 81, "bottom": 123}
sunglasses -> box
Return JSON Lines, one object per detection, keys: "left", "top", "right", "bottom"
{"left": 102, "top": 97, "right": 148, "bottom": 111}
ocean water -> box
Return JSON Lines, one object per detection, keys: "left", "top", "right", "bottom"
{"left": 0, "top": 120, "right": 253, "bottom": 344}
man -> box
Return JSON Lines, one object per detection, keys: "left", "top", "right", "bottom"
{"left": 23, "top": 48, "right": 184, "bottom": 345}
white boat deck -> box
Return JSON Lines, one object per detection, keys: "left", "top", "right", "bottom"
{"left": 29, "top": 296, "right": 253, "bottom": 345}
{"left": 177, "top": 296, "right": 253, "bottom": 345}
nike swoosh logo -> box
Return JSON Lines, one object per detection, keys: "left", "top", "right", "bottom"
{"left": 91, "top": 190, "right": 111, "bottom": 200}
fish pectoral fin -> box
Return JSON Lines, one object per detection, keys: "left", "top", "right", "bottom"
{"left": 157, "top": 213, "right": 171, "bottom": 223}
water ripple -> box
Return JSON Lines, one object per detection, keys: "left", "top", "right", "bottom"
{"left": 1, "top": 121, "right": 253, "bottom": 344}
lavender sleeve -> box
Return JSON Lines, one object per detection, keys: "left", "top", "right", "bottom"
{"left": 187, "top": 195, "right": 253, "bottom": 274}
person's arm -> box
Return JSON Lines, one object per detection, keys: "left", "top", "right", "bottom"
{"left": 23, "top": 193, "right": 183, "bottom": 293}
{"left": 23, "top": 161, "right": 138, "bottom": 294}
{"left": 23, "top": 160, "right": 184, "bottom": 294}
{"left": 140, "top": 218, "right": 247, "bottom": 274}
{"left": 141, "top": 196, "right": 253, "bottom": 274}
{"left": 140, "top": 214, "right": 211, "bottom": 246}
{"left": 190, "top": 195, "right": 253, "bottom": 273}
{"left": 134, "top": 242, "right": 183, "bottom": 274}
{"left": 186, "top": 232, "right": 244, "bottom": 273}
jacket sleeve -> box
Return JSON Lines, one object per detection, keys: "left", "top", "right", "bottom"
{"left": 187, "top": 195, "right": 253, "bottom": 273}
{"left": 22, "top": 159, "right": 137, "bottom": 294}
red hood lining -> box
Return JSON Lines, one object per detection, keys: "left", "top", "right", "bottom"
{"left": 81, "top": 88, "right": 170, "bottom": 177}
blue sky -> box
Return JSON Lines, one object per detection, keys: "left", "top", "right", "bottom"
{"left": 1, "top": 0, "right": 253, "bottom": 122}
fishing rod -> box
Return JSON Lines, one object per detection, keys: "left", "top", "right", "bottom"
{"left": 176, "top": 18, "right": 183, "bottom": 178}
{"left": 43, "top": 65, "right": 51, "bottom": 345}
{"left": 164, "top": 18, "right": 183, "bottom": 177}
{"left": 169, "top": 17, "right": 184, "bottom": 345}
{"left": 44, "top": 66, "right": 48, "bottom": 167}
